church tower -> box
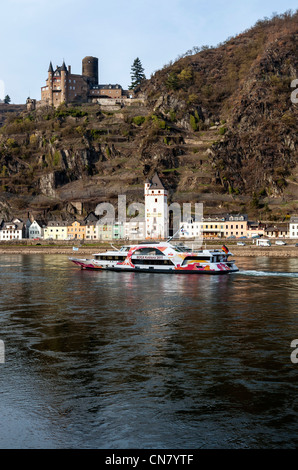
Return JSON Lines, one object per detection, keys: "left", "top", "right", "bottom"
{"left": 144, "top": 173, "right": 168, "bottom": 239}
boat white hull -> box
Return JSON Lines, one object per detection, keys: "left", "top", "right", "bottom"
{"left": 70, "top": 257, "right": 239, "bottom": 274}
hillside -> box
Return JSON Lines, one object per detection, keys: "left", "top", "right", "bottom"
{"left": 0, "top": 10, "right": 297, "bottom": 222}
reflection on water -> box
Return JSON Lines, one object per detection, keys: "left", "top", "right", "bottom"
{"left": 0, "top": 254, "right": 298, "bottom": 448}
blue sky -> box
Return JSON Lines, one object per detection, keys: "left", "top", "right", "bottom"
{"left": 1, "top": 0, "right": 297, "bottom": 104}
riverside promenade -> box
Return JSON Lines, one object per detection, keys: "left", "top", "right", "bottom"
{"left": 0, "top": 241, "right": 297, "bottom": 258}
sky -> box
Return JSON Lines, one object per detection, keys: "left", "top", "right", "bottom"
{"left": 0, "top": 0, "right": 297, "bottom": 104}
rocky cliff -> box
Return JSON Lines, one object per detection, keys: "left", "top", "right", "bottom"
{"left": 0, "top": 11, "right": 297, "bottom": 221}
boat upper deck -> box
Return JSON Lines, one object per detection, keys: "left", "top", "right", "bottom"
{"left": 92, "top": 242, "right": 232, "bottom": 257}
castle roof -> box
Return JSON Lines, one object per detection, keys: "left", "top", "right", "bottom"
{"left": 149, "top": 173, "right": 166, "bottom": 190}
{"left": 53, "top": 62, "right": 68, "bottom": 76}
{"left": 48, "top": 61, "right": 53, "bottom": 73}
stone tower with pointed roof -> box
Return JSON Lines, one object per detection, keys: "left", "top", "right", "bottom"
{"left": 144, "top": 173, "right": 168, "bottom": 239}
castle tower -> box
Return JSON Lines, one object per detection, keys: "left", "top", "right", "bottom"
{"left": 82, "top": 56, "right": 98, "bottom": 85}
{"left": 26, "top": 97, "right": 36, "bottom": 111}
{"left": 48, "top": 62, "right": 53, "bottom": 106}
{"left": 145, "top": 173, "right": 168, "bottom": 239}
{"left": 60, "top": 61, "right": 68, "bottom": 103}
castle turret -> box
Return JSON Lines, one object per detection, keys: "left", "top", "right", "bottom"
{"left": 82, "top": 56, "right": 98, "bottom": 85}
{"left": 60, "top": 61, "right": 68, "bottom": 103}
{"left": 48, "top": 62, "right": 53, "bottom": 106}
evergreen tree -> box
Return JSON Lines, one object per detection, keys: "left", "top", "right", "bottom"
{"left": 129, "top": 58, "right": 146, "bottom": 90}
{"left": 4, "top": 95, "right": 11, "bottom": 104}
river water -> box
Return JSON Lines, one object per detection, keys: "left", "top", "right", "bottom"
{"left": 0, "top": 254, "right": 298, "bottom": 449}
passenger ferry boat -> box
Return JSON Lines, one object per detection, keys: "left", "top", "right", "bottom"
{"left": 70, "top": 242, "right": 239, "bottom": 275}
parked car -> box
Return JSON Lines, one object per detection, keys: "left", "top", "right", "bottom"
{"left": 295, "top": 243, "right": 298, "bottom": 247}
{"left": 275, "top": 240, "right": 286, "bottom": 245}
{"left": 237, "top": 242, "right": 246, "bottom": 246}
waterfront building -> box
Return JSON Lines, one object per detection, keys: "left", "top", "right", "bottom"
{"left": 223, "top": 214, "right": 248, "bottom": 238}
{"left": 44, "top": 221, "right": 69, "bottom": 240}
{"left": 0, "top": 221, "right": 25, "bottom": 240}
{"left": 24, "top": 217, "right": 32, "bottom": 238}
{"left": 67, "top": 220, "right": 86, "bottom": 240}
{"left": 96, "top": 218, "right": 114, "bottom": 240}
{"left": 85, "top": 222, "right": 97, "bottom": 240}
{"left": 265, "top": 224, "right": 289, "bottom": 238}
{"left": 83, "top": 212, "right": 99, "bottom": 240}
{"left": 246, "top": 221, "right": 266, "bottom": 238}
{"left": 112, "top": 222, "right": 125, "bottom": 240}
{"left": 179, "top": 213, "right": 249, "bottom": 239}
{"left": 202, "top": 215, "right": 225, "bottom": 239}
{"left": 124, "top": 220, "right": 146, "bottom": 240}
{"left": 28, "top": 220, "right": 45, "bottom": 239}
{"left": 179, "top": 220, "right": 203, "bottom": 239}
{"left": 290, "top": 217, "right": 298, "bottom": 238}
{"left": 145, "top": 173, "right": 168, "bottom": 239}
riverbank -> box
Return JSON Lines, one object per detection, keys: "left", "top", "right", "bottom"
{"left": 0, "top": 243, "right": 297, "bottom": 258}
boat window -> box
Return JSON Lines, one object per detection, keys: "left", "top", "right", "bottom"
{"left": 213, "top": 255, "right": 225, "bottom": 263}
{"left": 95, "top": 255, "right": 126, "bottom": 261}
{"left": 133, "top": 248, "right": 165, "bottom": 256}
{"left": 182, "top": 256, "right": 211, "bottom": 265}
{"left": 132, "top": 259, "right": 175, "bottom": 266}
{"left": 174, "top": 246, "right": 192, "bottom": 253}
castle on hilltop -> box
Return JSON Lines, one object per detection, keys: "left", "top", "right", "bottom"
{"left": 41, "top": 56, "right": 129, "bottom": 107}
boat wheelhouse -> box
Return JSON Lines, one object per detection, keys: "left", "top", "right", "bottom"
{"left": 70, "top": 242, "right": 239, "bottom": 274}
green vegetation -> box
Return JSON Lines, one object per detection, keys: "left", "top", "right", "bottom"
{"left": 55, "top": 107, "right": 88, "bottom": 118}
{"left": 166, "top": 72, "right": 179, "bottom": 91}
{"left": 190, "top": 115, "right": 198, "bottom": 131}
{"left": 189, "top": 111, "right": 201, "bottom": 131}
{"left": 132, "top": 116, "right": 145, "bottom": 126}
{"left": 129, "top": 58, "right": 146, "bottom": 90}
